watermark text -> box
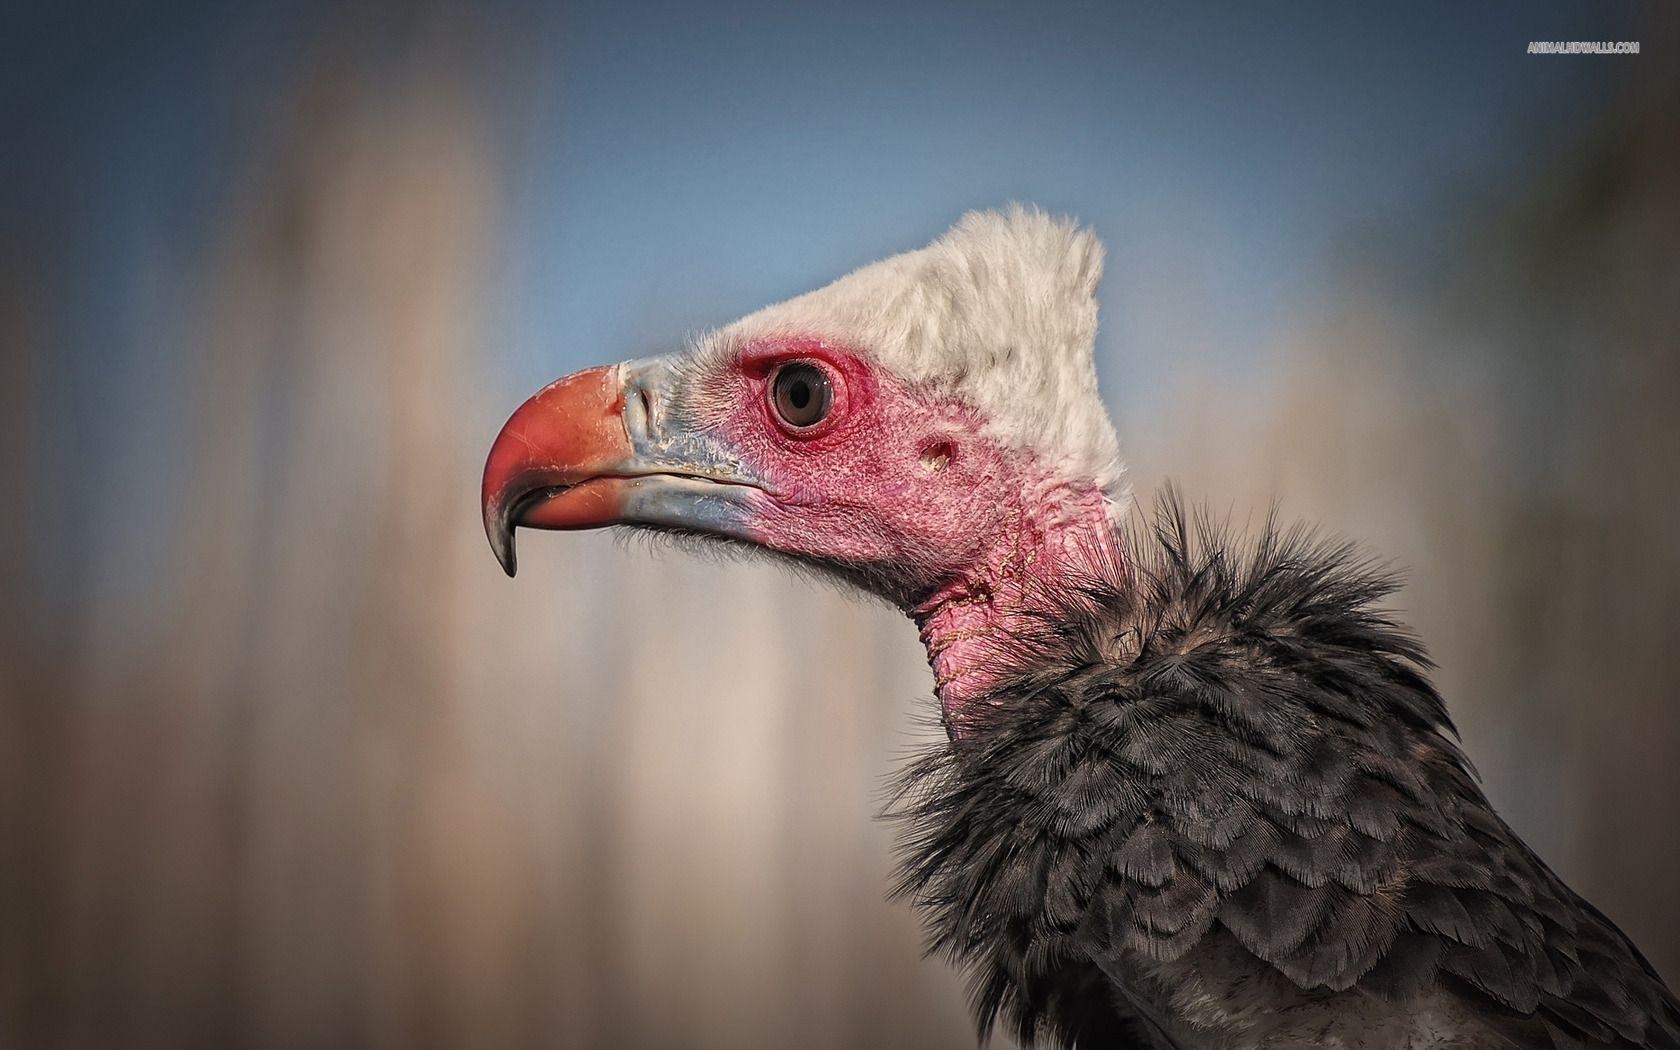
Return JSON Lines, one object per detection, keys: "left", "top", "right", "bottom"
{"left": 1527, "top": 41, "right": 1639, "bottom": 55}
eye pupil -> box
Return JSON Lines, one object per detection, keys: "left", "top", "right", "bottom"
{"left": 771, "top": 363, "right": 832, "bottom": 429}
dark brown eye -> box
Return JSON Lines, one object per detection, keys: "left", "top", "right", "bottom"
{"left": 770, "top": 362, "right": 832, "bottom": 429}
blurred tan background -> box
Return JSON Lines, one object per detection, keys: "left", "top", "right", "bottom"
{"left": 2, "top": 3, "right": 1676, "bottom": 1048}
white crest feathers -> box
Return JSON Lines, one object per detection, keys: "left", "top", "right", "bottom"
{"left": 716, "top": 205, "right": 1125, "bottom": 497}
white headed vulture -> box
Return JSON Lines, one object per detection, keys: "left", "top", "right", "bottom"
{"left": 481, "top": 208, "right": 1679, "bottom": 1049}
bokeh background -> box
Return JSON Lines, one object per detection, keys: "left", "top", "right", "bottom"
{"left": 3, "top": 2, "right": 1676, "bottom": 1047}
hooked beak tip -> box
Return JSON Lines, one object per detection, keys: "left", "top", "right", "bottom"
{"left": 481, "top": 482, "right": 519, "bottom": 577}
{"left": 490, "top": 520, "right": 517, "bottom": 577}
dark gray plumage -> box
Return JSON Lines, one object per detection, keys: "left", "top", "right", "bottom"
{"left": 890, "top": 497, "right": 1680, "bottom": 1049}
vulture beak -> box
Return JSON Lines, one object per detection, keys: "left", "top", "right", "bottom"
{"left": 481, "top": 357, "right": 765, "bottom": 576}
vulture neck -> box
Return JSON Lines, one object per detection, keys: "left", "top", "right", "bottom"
{"left": 910, "top": 480, "right": 1123, "bottom": 733}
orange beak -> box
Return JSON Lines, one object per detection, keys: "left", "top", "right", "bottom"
{"left": 482, "top": 359, "right": 767, "bottom": 576}
{"left": 481, "top": 366, "right": 633, "bottom": 576}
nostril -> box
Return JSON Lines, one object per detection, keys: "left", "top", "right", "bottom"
{"left": 622, "top": 377, "right": 655, "bottom": 444}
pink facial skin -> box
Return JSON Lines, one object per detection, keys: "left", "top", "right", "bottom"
{"left": 690, "top": 337, "right": 1125, "bottom": 729}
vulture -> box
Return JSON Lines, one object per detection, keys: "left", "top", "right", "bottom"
{"left": 480, "top": 208, "right": 1679, "bottom": 1048}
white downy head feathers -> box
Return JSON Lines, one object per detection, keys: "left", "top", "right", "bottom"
{"left": 708, "top": 205, "right": 1126, "bottom": 500}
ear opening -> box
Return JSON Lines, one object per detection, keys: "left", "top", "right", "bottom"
{"left": 919, "top": 439, "right": 956, "bottom": 473}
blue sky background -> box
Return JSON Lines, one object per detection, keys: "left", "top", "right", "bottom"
{"left": 11, "top": 0, "right": 1649, "bottom": 399}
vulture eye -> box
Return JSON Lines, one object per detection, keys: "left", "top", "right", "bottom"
{"left": 770, "top": 362, "right": 833, "bottom": 429}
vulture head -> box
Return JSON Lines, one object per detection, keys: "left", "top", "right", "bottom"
{"left": 482, "top": 207, "right": 1126, "bottom": 721}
